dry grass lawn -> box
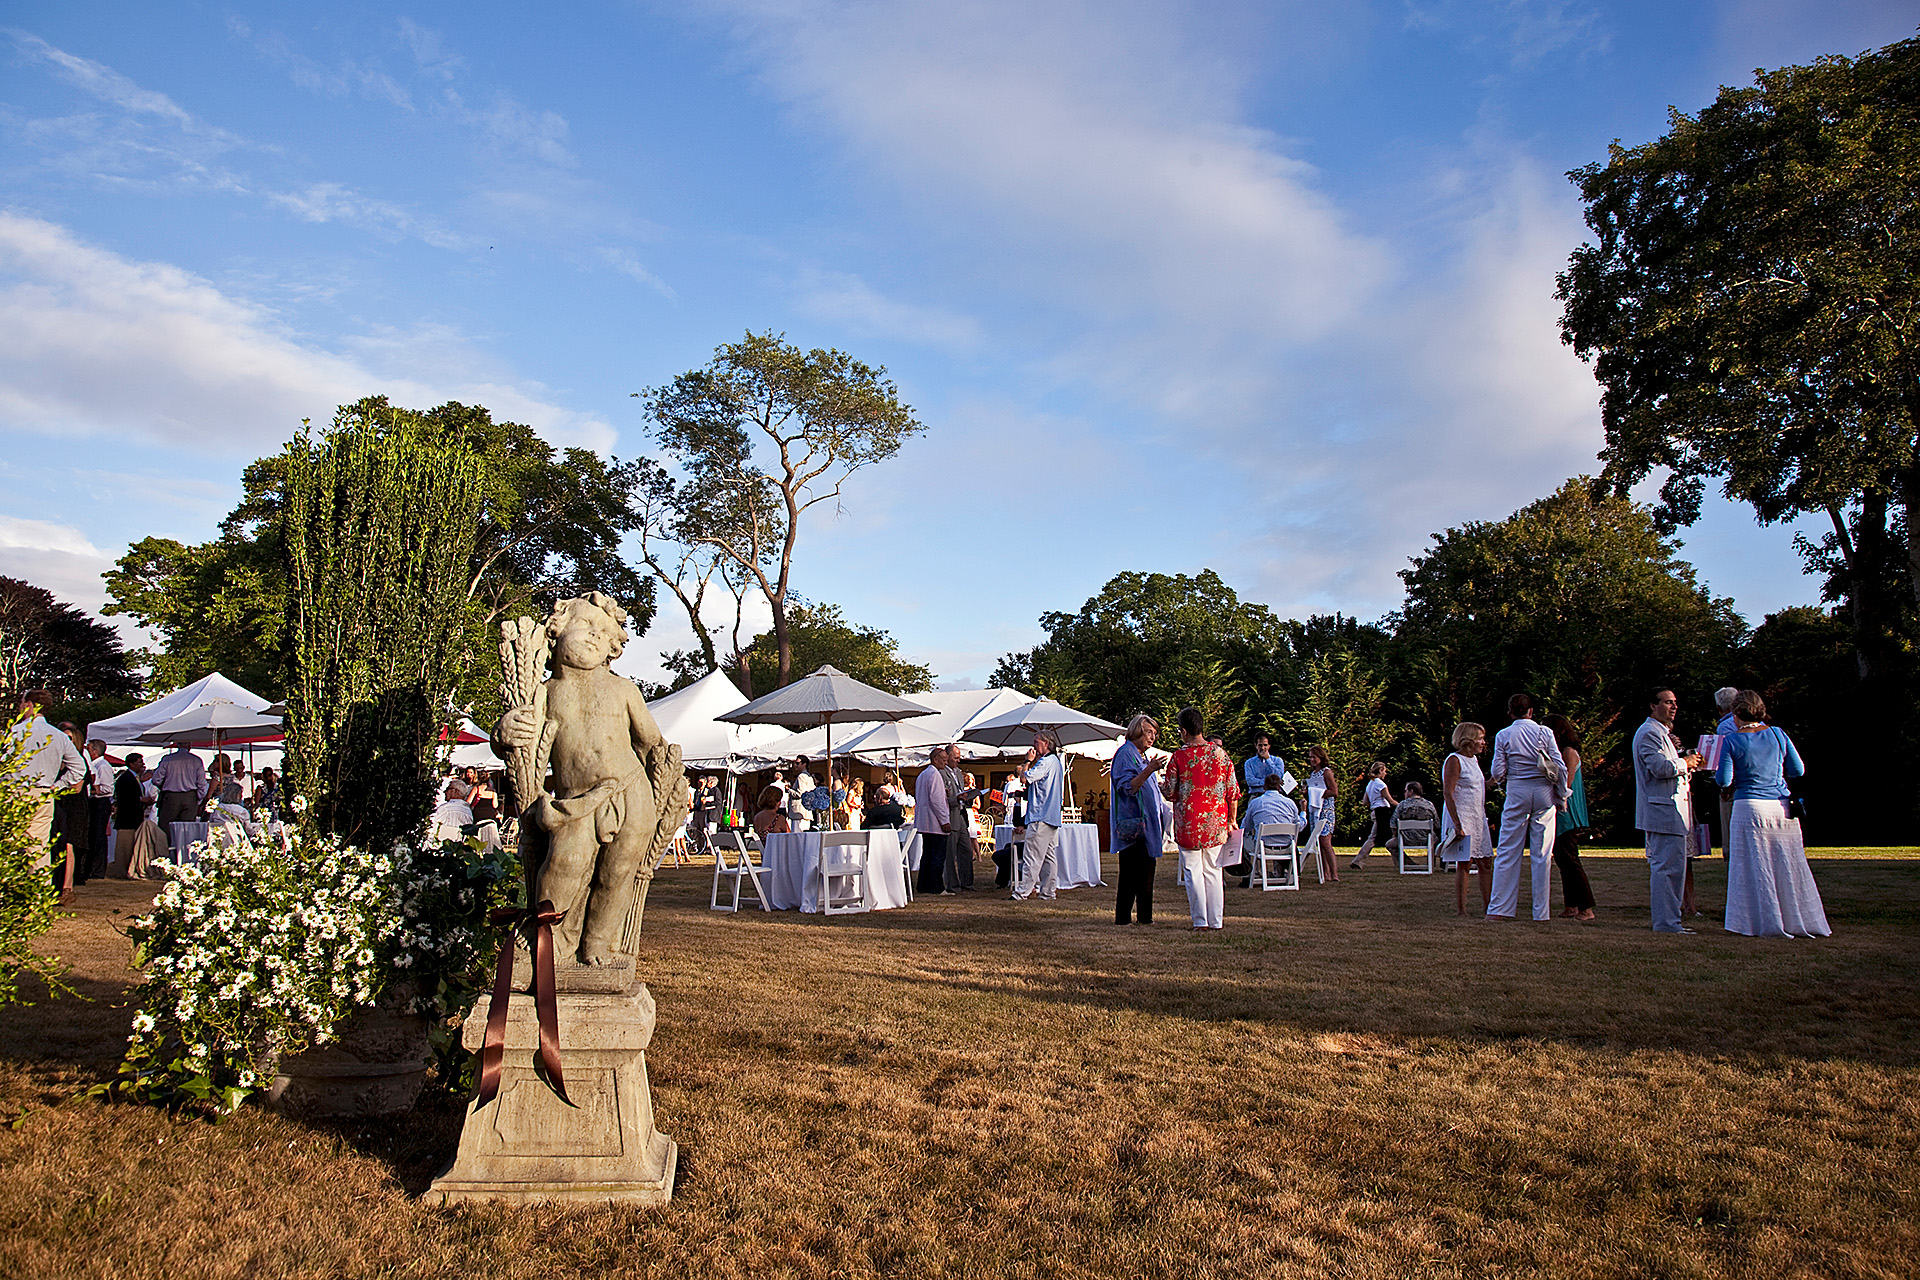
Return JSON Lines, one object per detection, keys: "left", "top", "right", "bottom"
{"left": 2, "top": 848, "right": 1916, "bottom": 1279}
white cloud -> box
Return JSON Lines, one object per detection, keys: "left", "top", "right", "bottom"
{"left": 792, "top": 268, "right": 979, "bottom": 350}
{"left": 4, "top": 28, "right": 237, "bottom": 141}
{"left": 598, "top": 247, "right": 677, "bottom": 299}
{"left": 0, "top": 214, "right": 613, "bottom": 453}
{"left": 266, "top": 182, "right": 471, "bottom": 249}
{"left": 1709, "top": 0, "right": 1916, "bottom": 85}
{"left": 0, "top": 515, "right": 148, "bottom": 642}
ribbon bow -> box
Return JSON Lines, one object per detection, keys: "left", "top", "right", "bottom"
{"left": 474, "top": 900, "right": 573, "bottom": 1109}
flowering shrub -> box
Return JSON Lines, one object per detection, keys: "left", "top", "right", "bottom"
{"left": 98, "top": 820, "right": 518, "bottom": 1113}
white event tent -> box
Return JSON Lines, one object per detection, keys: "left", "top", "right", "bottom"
{"left": 645, "top": 668, "right": 794, "bottom": 772}
{"left": 87, "top": 672, "right": 273, "bottom": 748}
{"left": 833, "top": 687, "right": 1036, "bottom": 766}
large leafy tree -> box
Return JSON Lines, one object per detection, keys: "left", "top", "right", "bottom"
{"left": 639, "top": 332, "right": 925, "bottom": 691}
{"left": 1394, "top": 479, "right": 1744, "bottom": 834}
{"left": 106, "top": 397, "right": 653, "bottom": 715}
{"left": 992, "top": 570, "right": 1303, "bottom": 752}
{"left": 718, "top": 601, "right": 933, "bottom": 696}
{"left": 1557, "top": 37, "right": 1920, "bottom": 676}
{"left": 0, "top": 576, "right": 140, "bottom": 702}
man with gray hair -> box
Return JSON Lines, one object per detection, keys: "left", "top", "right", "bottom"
{"left": 1013, "top": 728, "right": 1063, "bottom": 901}
{"left": 1713, "top": 687, "right": 1739, "bottom": 736}
{"left": 8, "top": 690, "right": 86, "bottom": 869}
{"left": 940, "top": 744, "right": 979, "bottom": 891}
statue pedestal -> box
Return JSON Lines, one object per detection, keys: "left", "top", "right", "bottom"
{"left": 430, "top": 984, "right": 676, "bottom": 1206}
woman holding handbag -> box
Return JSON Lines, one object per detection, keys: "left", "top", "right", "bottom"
{"left": 1165, "top": 707, "right": 1240, "bottom": 930}
{"left": 1716, "top": 690, "right": 1828, "bottom": 937}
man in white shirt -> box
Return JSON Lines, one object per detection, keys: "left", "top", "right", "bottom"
{"left": 8, "top": 690, "right": 86, "bottom": 867}
{"left": 1487, "top": 693, "right": 1566, "bottom": 921}
{"left": 85, "top": 739, "right": 116, "bottom": 879}
{"left": 912, "top": 747, "right": 952, "bottom": 895}
{"left": 1634, "top": 687, "right": 1703, "bottom": 933}
{"left": 788, "top": 760, "right": 815, "bottom": 832}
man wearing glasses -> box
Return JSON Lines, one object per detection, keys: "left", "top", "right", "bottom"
{"left": 1634, "top": 687, "right": 1706, "bottom": 933}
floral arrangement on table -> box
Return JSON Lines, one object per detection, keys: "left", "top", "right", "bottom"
{"left": 97, "top": 804, "right": 520, "bottom": 1114}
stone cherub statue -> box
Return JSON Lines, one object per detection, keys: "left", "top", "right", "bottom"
{"left": 496, "top": 592, "right": 691, "bottom": 969}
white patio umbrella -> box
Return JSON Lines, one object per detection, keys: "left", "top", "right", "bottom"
{"left": 716, "top": 665, "right": 935, "bottom": 830}
{"left": 959, "top": 699, "right": 1125, "bottom": 810}
{"left": 136, "top": 700, "right": 284, "bottom": 748}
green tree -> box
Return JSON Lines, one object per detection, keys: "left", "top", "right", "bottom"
{"left": 106, "top": 397, "right": 653, "bottom": 717}
{"left": 1394, "top": 479, "right": 1744, "bottom": 835}
{"left": 282, "top": 411, "right": 484, "bottom": 855}
{"left": 729, "top": 602, "right": 933, "bottom": 695}
{"left": 1277, "top": 651, "right": 1400, "bottom": 839}
{"left": 1557, "top": 37, "right": 1920, "bottom": 676}
{"left": 639, "top": 332, "right": 926, "bottom": 690}
{"left": 993, "top": 570, "right": 1294, "bottom": 748}
{"left": 0, "top": 577, "right": 140, "bottom": 702}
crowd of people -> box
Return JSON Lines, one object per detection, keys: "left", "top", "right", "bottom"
{"left": 10, "top": 674, "right": 1828, "bottom": 943}
{"left": 7, "top": 688, "right": 288, "bottom": 887}
{"left": 672, "top": 679, "right": 1828, "bottom": 941}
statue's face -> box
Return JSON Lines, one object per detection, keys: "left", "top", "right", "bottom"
{"left": 553, "top": 612, "right": 620, "bottom": 669}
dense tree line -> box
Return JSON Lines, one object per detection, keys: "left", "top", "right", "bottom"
{"left": 0, "top": 576, "right": 140, "bottom": 707}
{"left": 994, "top": 480, "right": 1912, "bottom": 844}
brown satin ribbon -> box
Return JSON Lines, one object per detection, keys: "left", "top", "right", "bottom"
{"left": 473, "top": 900, "right": 573, "bottom": 1109}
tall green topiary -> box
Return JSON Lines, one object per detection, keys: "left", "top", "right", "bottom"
{"left": 282, "top": 405, "right": 485, "bottom": 855}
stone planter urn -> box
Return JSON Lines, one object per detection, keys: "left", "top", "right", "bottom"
{"left": 266, "top": 986, "right": 432, "bottom": 1121}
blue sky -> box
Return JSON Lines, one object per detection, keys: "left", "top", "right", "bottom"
{"left": 2, "top": 1, "right": 1913, "bottom": 691}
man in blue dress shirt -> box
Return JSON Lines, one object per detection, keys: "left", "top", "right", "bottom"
{"left": 1242, "top": 734, "right": 1285, "bottom": 796}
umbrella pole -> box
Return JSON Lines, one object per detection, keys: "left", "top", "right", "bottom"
{"left": 824, "top": 718, "right": 834, "bottom": 832}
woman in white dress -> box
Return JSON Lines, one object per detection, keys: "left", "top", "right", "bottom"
{"left": 1716, "top": 689, "right": 1828, "bottom": 938}
{"left": 1441, "top": 722, "right": 1493, "bottom": 916}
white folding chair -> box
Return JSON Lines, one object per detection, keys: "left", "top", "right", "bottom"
{"left": 818, "top": 831, "right": 872, "bottom": 916}
{"left": 1396, "top": 819, "right": 1435, "bottom": 875}
{"left": 1253, "top": 821, "right": 1301, "bottom": 891}
{"left": 709, "top": 830, "right": 770, "bottom": 912}
{"left": 899, "top": 829, "right": 921, "bottom": 902}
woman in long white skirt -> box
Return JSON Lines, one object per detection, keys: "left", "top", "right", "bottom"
{"left": 1714, "top": 689, "right": 1829, "bottom": 938}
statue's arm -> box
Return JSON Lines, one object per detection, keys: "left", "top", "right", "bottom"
{"left": 627, "top": 683, "right": 667, "bottom": 755}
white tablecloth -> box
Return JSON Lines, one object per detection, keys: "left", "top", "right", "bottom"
{"left": 761, "top": 829, "right": 911, "bottom": 912}
{"left": 993, "top": 823, "right": 1103, "bottom": 889}
{"left": 167, "top": 822, "right": 210, "bottom": 865}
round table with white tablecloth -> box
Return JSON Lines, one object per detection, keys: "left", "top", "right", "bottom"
{"left": 761, "top": 829, "right": 912, "bottom": 912}
{"left": 993, "top": 823, "right": 1103, "bottom": 889}
{"left": 167, "top": 822, "right": 210, "bottom": 865}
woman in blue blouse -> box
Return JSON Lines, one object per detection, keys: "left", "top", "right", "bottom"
{"left": 1714, "top": 689, "right": 1829, "bottom": 938}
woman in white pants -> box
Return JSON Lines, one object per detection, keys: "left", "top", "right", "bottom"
{"left": 1164, "top": 706, "right": 1241, "bottom": 930}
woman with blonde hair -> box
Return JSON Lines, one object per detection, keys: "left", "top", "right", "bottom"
{"left": 1304, "top": 746, "right": 1339, "bottom": 883}
{"left": 1442, "top": 723, "right": 1493, "bottom": 915}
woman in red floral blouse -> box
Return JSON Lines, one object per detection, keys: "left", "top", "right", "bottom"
{"left": 1166, "top": 706, "right": 1242, "bottom": 930}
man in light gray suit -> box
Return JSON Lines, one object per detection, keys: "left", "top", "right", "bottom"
{"left": 1634, "top": 687, "right": 1705, "bottom": 933}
